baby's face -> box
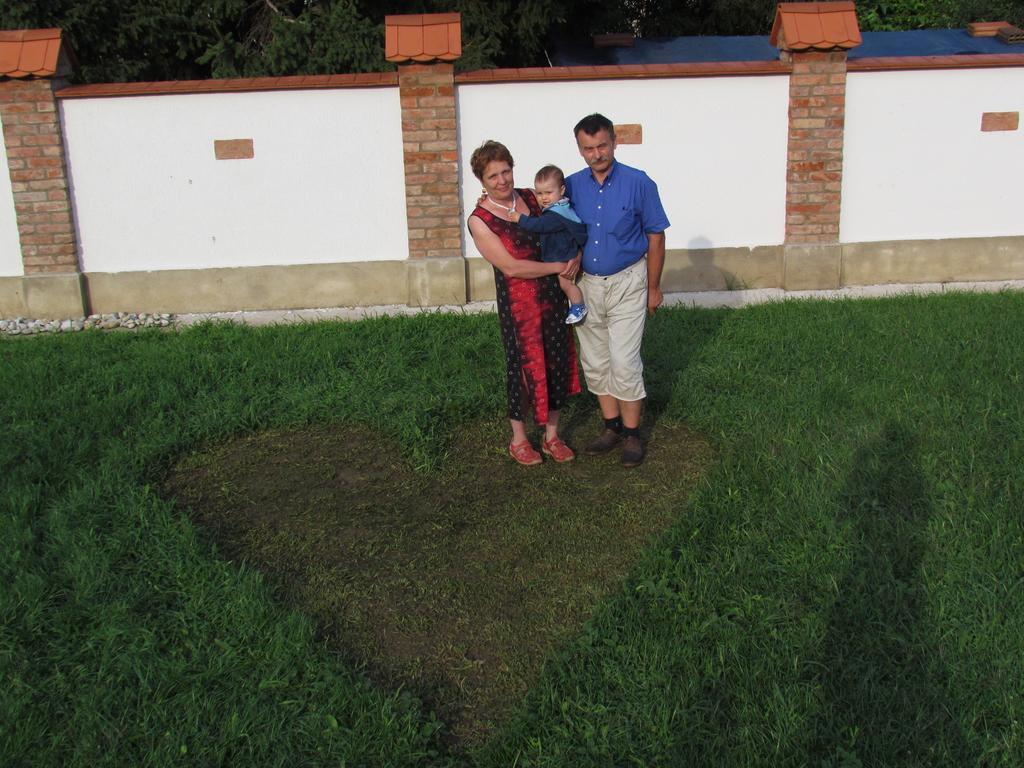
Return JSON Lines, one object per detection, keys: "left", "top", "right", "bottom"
{"left": 534, "top": 178, "right": 565, "bottom": 209}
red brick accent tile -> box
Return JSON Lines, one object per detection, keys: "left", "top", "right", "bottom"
{"left": 0, "top": 77, "right": 79, "bottom": 273}
{"left": 981, "top": 111, "right": 1019, "bottom": 132}
{"left": 214, "top": 138, "right": 254, "bottom": 159}
{"left": 615, "top": 124, "right": 643, "bottom": 144}
{"left": 784, "top": 52, "right": 847, "bottom": 245}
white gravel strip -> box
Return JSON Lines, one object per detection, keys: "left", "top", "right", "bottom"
{"left": 173, "top": 302, "right": 498, "bottom": 327}
{"left": 1, "top": 312, "right": 173, "bottom": 336}
{"left": 4, "top": 280, "right": 1023, "bottom": 336}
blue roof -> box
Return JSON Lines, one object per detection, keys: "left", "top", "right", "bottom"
{"left": 850, "top": 29, "right": 1017, "bottom": 58}
{"left": 549, "top": 29, "right": 1021, "bottom": 66}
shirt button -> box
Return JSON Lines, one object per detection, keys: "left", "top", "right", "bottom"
{"left": 598, "top": 205, "right": 602, "bottom": 210}
{"left": 594, "top": 240, "right": 599, "bottom": 245}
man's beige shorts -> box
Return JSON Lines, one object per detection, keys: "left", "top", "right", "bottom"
{"left": 576, "top": 258, "right": 648, "bottom": 402}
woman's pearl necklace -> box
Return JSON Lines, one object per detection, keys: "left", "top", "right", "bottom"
{"left": 487, "top": 190, "right": 517, "bottom": 216}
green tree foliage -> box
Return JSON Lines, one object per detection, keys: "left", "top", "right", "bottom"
{"left": 558, "top": 0, "right": 779, "bottom": 37}
{"left": 0, "top": 0, "right": 566, "bottom": 82}
{"left": 197, "top": 0, "right": 385, "bottom": 78}
{"left": 856, "top": 0, "right": 1023, "bottom": 30}
{"left": 0, "top": 0, "right": 219, "bottom": 82}
{"left": 1, "top": 0, "right": 1021, "bottom": 84}
{"left": 559, "top": 0, "right": 1022, "bottom": 37}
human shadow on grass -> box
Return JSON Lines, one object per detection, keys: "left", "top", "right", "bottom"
{"left": 163, "top": 416, "right": 714, "bottom": 752}
{"left": 815, "top": 422, "right": 975, "bottom": 766}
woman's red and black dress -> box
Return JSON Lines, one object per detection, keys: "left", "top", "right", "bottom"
{"left": 470, "top": 188, "right": 581, "bottom": 425}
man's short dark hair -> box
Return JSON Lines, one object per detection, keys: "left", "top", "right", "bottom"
{"left": 574, "top": 113, "right": 615, "bottom": 140}
{"left": 534, "top": 164, "right": 565, "bottom": 187}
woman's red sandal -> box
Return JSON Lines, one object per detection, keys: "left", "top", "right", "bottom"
{"left": 509, "top": 440, "right": 543, "bottom": 466}
{"left": 542, "top": 436, "right": 575, "bottom": 463}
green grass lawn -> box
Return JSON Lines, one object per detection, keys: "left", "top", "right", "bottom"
{"left": 2, "top": 292, "right": 1023, "bottom": 766}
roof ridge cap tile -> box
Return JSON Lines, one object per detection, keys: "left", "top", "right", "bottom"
{"left": 849, "top": 52, "right": 1024, "bottom": 70}
{"left": 779, "top": 1, "right": 855, "bottom": 11}
{"left": 56, "top": 72, "right": 399, "bottom": 99}
{"left": 385, "top": 13, "right": 460, "bottom": 26}
{"left": 0, "top": 28, "right": 62, "bottom": 42}
{"left": 0, "top": 27, "right": 68, "bottom": 78}
{"left": 454, "top": 60, "right": 788, "bottom": 83}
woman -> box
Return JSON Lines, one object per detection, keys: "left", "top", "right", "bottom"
{"left": 467, "top": 140, "right": 582, "bottom": 466}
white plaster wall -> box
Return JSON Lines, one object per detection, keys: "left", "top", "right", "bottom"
{"left": 0, "top": 109, "right": 24, "bottom": 277}
{"left": 457, "top": 75, "right": 789, "bottom": 257}
{"left": 61, "top": 87, "right": 408, "bottom": 272}
{"left": 842, "top": 68, "right": 1024, "bottom": 243}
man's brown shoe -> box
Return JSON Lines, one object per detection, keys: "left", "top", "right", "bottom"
{"left": 621, "top": 435, "right": 645, "bottom": 468}
{"left": 584, "top": 428, "right": 622, "bottom": 455}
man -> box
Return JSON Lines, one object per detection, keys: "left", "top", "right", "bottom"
{"left": 564, "top": 113, "right": 670, "bottom": 468}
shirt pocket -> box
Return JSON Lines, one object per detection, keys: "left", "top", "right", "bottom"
{"left": 610, "top": 207, "right": 641, "bottom": 240}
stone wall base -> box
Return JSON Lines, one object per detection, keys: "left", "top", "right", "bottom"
{"left": 469, "top": 246, "right": 784, "bottom": 302}
{"left": 842, "top": 236, "right": 1024, "bottom": 286}
{"left": 406, "top": 257, "right": 467, "bottom": 307}
{"left": 82, "top": 262, "right": 411, "bottom": 315}
{"left": 0, "top": 273, "right": 86, "bottom": 318}
{"left": 2, "top": 236, "right": 1024, "bottom": 317}
{"left": 467, "top": 258, "right": 497, "bottom": 302}
{"left": 664, "top": 245, "right": 784, "bottom": 292}
{"left": 784, "top": 244, "right": 843, "bottom": 290}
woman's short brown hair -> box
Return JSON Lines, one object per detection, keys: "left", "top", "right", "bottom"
{"left": 470, "top": 140, "right": 514, "bottom": 181}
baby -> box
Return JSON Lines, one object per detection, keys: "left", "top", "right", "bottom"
{"left": 510, "top": 165, "right": 589, "bottom": 324}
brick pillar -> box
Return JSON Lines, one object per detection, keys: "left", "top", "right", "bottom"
{"left": 782, "top": 50, "right": 847, "bottom": 289}
{"left": 0, "top": 29, "right": 85, "bottom": 316}
{"left": 0, "top": 79, "right": 79, "bottom": 273}
{"left": 386, "top": 13, "right": 466, "bottom": 306}
{"left": 771, "top": 1, "right": 861, "bottom": 290}
{"left": 399, "top": 63, "right": 461, "bottom": 262}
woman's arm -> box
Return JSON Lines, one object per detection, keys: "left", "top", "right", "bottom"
{"left": 468, "top": 216, "right": 567, "bottom": 280}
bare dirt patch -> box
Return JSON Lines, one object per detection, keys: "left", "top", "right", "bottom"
{"left": 163, "top": 416, "right": 712, "bottom": 747}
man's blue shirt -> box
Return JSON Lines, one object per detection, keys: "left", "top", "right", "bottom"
{"left": 565, "top": 161, "right": 670, "bottom": 277}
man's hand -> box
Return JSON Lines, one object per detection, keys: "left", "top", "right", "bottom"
{"left": 648, "top": 285, "right": 663, "bottom": 315}
{"left": 645, "top": 232, "right": 665, "bottom": 316}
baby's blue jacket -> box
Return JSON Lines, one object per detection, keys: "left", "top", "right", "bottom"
{"left": 517, "top": 199, "right": 589, "bottom": 264}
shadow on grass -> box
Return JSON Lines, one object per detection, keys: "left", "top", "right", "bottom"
{"left": 163, "top": 415, "right": 714, "bottom": 751}
{"left": 816, "top": 422, "right": 975, "bottom": 766}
